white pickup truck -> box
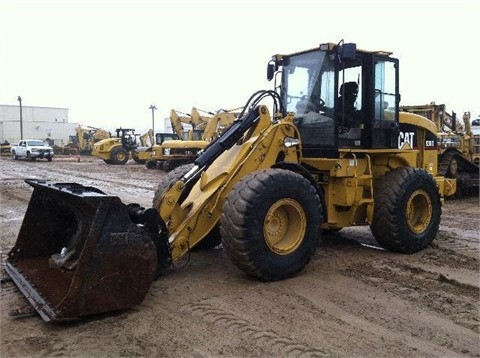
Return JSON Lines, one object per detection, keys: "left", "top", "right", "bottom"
{"left": 11, "top": 139, "right": 54, "bottom": 162}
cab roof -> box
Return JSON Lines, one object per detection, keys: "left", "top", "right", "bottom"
{"left": 273, "top": 42, "right": 393, "bottom": 61}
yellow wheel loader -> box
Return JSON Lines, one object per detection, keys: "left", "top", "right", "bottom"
{"left": 5, "top": 41, "right": 456, "bottom": 322}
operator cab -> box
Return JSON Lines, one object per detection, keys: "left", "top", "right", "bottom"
{"left": 116, "top": 128, "right": 138, "bottom": 151}
{"left": 156, "top": 132, "right": 179, "bottom": 145}
{"left": 269, "top": 42, "right": 400, "bottom": 158}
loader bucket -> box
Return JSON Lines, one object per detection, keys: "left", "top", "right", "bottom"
{"left": 4, "top": 179, "right": 157, "bottom": 322}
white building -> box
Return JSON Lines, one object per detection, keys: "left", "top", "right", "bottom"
{"left": 0, "top": 104, "right": 77, "bottom": 146}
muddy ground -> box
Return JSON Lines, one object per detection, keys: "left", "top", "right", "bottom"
{"left": 0, "top": 155, "right": 479, "bottom": 357}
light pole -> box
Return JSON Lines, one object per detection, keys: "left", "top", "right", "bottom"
{"left": 149, "top": 104, "right": 157, "bottom": 136}
{"left": 17, "top": 96, "right": 23, "bottom": 140}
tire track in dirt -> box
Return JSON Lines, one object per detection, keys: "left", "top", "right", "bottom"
{"left": 0, "top": 185, "right": 31, "bottom": 204}
{"left": 426, "top": 240, "right": 479, "bottom": 267}
{"left": 297, "top": 233, "right": 479, "bottom": 356}
{"left": 182, "top": 301, "right": 331, "bottom": 357}
{"left": 267, "top": 271, "right": 478, "bottom": 357}
{"left": 342, "top": 257, "right": 479, "bottom": 333}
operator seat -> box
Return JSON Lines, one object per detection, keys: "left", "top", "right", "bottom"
{"left": 295, "top": 97, "right": 334, "bottom": 146}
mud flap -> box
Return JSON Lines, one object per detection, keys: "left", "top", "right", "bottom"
{"left": 4, "top": 180, "right": 157, "bottom": 322}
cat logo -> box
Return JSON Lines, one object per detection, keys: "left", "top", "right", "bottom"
{"left": 398, "top": 131, "right": 415, "bottom": 148}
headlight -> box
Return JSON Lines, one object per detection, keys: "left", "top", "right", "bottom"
{"left": 163, "top": 148, "right": 171, "bottom": 155}
{"left": 31, "top": 148, "right": 39, "bottom": 152}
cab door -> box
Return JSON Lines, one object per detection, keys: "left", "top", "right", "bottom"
{"left": 370, "top": 58, "right": 400, "bottom": 148}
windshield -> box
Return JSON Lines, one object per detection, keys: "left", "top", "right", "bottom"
{"left": 281, "top": 50, "right": 336, "bottom": 147}
{"left": 281, "top": 50, "right": 335, "bottom": 115}
{"left": 156, "top": 133, "right": 178, "bottom": 144}
{"left": 27, "top": 140, "right": 47, "bottom": 146}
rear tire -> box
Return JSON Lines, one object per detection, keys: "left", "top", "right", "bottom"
{"left": 220, "top": 169, "right": 322, "bottom": 281}
{"left": 371, "top": 167, "right": 441, "bottom": 253}
{"left": 111, "top": 147, "right": 129, "bottom": 165}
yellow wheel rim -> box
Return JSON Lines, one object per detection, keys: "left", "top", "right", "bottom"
{"left": 116, "top": 152, "right": 126, "bottom": 161}
{"left": 406, "top": 189, "right": 432, "bottom": 234}
{"left": 264, "top": 199, "right": 306, "bottom": 255}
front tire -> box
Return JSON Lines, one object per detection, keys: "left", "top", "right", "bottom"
{"left": 371, "top": 167, "right": 441, "bottom": 253}
{"left": 12, "top": 151, "right": 18, "bottom": 160}
{"left": 152, "top": 163, "right": 194, "bottom": 209}
{"left": 220, "top": 169, "right": 322, "bottom": 281}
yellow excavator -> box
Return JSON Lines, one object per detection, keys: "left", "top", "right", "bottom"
{"left": 147, "top": 108, "right": 237, "bottom": 171}
{"left": 5, "top": 41, "right": 456, "bottom": 322}
{"left": 169, "top": 108, "right": 207, "bottom": 140}
{"left": 130, "top": 129, "right": 156, "bottom": 164}
{"left": 54, "top": 125, "right": 111, "bottom": 155}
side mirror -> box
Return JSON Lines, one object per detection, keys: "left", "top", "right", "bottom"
{"left": 267, "top": 61, "right": 276, "bottom": 81}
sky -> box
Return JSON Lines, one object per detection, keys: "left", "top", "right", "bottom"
{"left": 1, "top": 0, "right": 479, "bottom": 132}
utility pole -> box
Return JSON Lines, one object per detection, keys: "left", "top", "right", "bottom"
{"left": 149, "top": 104, "right": 157, "bottom": 135}
{"left": 17, "top": 96, "right": 23, "bottom": 140}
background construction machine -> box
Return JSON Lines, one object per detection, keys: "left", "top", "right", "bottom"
{"left": 130, "top": 129, "right": 157, "bottom": 164}
{"left": 91, "top": 127, "right": 136, "bottom": 164}
{"left": 399, "top": 103, "right": 479, "bottom": 196}
{"left": 92, "top": 128, "right": 177, "bottom": 164}
{"left": 147, "top": 108, "right": 237, "bottom": 171}
{"left": 472, "top": 117, "right": 480, "bottom": 165}
{"left": 91, "top": 128, "right": 149, "bottom": 164}
{"left": 155, "top": 132, "right": 179, "bottom": 144}
{"left": 1, "top": 140, "right": 11, "bottom": 156}
{"left": 169, "top": 107, "right": 211, "bottom": 140}
{"left": 53, "top": 125, "right": 111, "bottom": 155}
{"left": 5, "top": 41, "right": 456, "bottom": 322}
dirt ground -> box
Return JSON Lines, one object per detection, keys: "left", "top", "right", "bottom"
{"left": 0, "top": 155, "right": 479, "bottom": 357}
